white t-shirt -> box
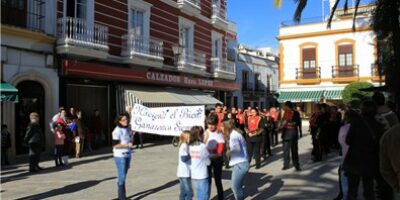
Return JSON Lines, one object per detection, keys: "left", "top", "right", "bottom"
{"left": 177, "top": 143, "right": 191, "bottom": 178}
{"left": 189, "top": 143, "right": 210, "bottom": 180}
{"left": 229, "top": 130, "right": 248, "bottom": 166}
{"left": 206, "top": 130, "right": 225, "bottom": 155}
{"left": 112, "top": 126, "right": 133, "bottom": 158}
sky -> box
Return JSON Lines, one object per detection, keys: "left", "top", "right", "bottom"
{"left": 227, "top": 0, "right": 373, "bottom": 51}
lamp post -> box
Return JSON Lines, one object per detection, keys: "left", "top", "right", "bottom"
{"left": 172, "top": 44, "right": 184, "bottom": 67}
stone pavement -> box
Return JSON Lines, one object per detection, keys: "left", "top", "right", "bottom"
{"left": 1, "top": 121, "right": 341, "bottom": 200}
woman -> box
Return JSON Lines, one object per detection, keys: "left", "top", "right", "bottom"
{"left": 24, "top": 112, "right": 43, "bottom": 173}
{"left": 112, "top": 114, "right": 133, "bottom": 200}
{"left": 245, "top": 108, "right": 263, "bottom": 169}
{"left": 75, "top": 111, "right": 85, "bottom": 158}
{"left": 222, "top": 120, "right": 249, "bottom": 200}
{"left": 189, "top": 126, "right": 210, "bottom": 200}
{"left": 204, "top": 114, "right": 225, "bottom": 200}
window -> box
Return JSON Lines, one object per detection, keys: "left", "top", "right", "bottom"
{"left": 302, "top": 48, "right": 316, "bottom": 69}
{"left": 212, "top": 31, "right": 223, "bottom": 58}
{"left": 129, "top": 0, "right": 151, "bottom": 37}
{"left": 67, "top": 0, "right": 87, "bottom": 18}
{"left": 338, "top": 44, "right": 353, "bottom": 67}
{"left": 179, "top": 17, "right": 195, "bottom": 56}
{"left": 254, "top": 73, "right": 260, "bottom": 91}
{"left": 242, "top": 71, "right": 248, "bottom": 90}
{"left": 130, "top": 9, "right": 144, "bottom": 36}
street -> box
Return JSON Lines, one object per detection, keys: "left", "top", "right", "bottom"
{"left": 1, "top": 122, "right": 341, "bottom": 200}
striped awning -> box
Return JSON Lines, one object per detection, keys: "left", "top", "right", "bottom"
{"left": 278, "top": 90, "right": 324, "bottom": 102}
{"left": 323, "top": 90, "right": 342, "bottom": 100}
{"left": 0, "top": 82, "right": 19, "bottom": 103}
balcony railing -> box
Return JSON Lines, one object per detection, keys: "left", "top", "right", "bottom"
{"left": 212, "top": 4, "right": 226, "bottom": 20}
{"left": 177, "top": 0, "right": 201, "bottom": 14}
{"left": 211, "top": 58, "right": 235, "bottom": 74}
{"left": 121, "top": 34, "right": 163, "bottom": 59}
{"left": 57, "top": 17, "right": 108, "bottom": 50}
{"left": 1, "top": 1, "right": 45, "bottom": 31}
{"left": 179, "top": 49, "right": 206, "bottom": 70}
{"left": 331, "top": 65, "right": 359, "bottom": 82}
{"left": 295, "top": 67, "right": 321, "bottom": 83}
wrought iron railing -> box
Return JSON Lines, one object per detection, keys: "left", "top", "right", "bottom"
{"left": 179, "top": 49, "right": 206, "bottom": 69}
{"left": 1, "top": 1, "right": 45, "bottom": 31}
{"left": 121, "top": 33, "right": 163, "bottom": 58}
{"left": 295, "top": 67, "right": 321, "bottom": 80}
{"left": 57, "top": 17, "right": 108, "bottom": 50}
{"left": 178, "top": 0, "right": 200, "bottom": 7}
{"left": 332, "top": 65, "right": 359, "bottom": 78}
{"left": 212, "top": 4, "right": 226, "bottom": 19}
{"left": 211, "top": 57, "right": 235, "bottom": 73}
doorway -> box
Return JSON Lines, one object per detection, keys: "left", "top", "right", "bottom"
{"left": 15, "top": 81, "right": 45, "bottom": 155}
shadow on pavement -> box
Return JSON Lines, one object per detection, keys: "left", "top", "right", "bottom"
{"left": 126, "top": 179, "right": 180, "bottom": 200}
{"left": 15, "top": 177, "right": 116, "bottom": 200}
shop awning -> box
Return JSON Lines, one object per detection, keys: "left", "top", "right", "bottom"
{"left": 278, "top": 90, "right": 324, "bottom": 102}
{"left": 121, "top": 86, "right": 222, "bottom": 109}
{"left": 0, "top": 82, "right": 19, "bottom": 103}
{"left": 323, "top": 90, "right": 342, "bottom": 100}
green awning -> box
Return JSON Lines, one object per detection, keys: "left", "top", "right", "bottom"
{"left": 278, "top": 90, "right": 324, "bottom": 102}
{"left": 0, "top": 82, "right": 19, "bottom": 103}
{"left": 324, "top": 90, "right": 342, "bottom": 100}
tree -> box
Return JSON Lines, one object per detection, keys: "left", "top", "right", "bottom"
{"left": 275, "top": 0, "right": 400, "bottom": 112}
{"left": 342, "top": 82, "right": 374, "bottom": 108}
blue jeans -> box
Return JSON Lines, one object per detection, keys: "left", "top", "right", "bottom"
{"left": 179, "top": 177, "right": 193, "bottom": 200}
{"left": 192, "top": 178, "right": 209, "bottom": 200}
{"left": 340, "top": 170, "right": 348, "bottom": 200}
{"left": 231, "top": 161, "right": 249, "bottom": 200}
{"left": 114, "top": 156, "right": 131, "bottom": 186}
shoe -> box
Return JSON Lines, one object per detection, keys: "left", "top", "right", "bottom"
{"left": 295, "top": 166, "right": 301, "bottom": 171}
{"left": 140, "top": 145, "right": 143, "bottom": 149}
{"left": 282, "top": 166, "right": 289, "bottom": 170}
{"left": 36, "top": 166, "right": 44, "bottom": 170}
{"left": 333, "top": 194, "right": 343, "bottom": 200}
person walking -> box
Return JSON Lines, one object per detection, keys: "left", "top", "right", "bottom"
{"left": 112, "top": 114, "right": 133, "bottom": 200}
{"left": 245, "top": 108, "right": 263, "bottom": 169}
{"left": 204, "top": 114, "right": 225, "bottom": 200}
{"left": 1, "top": 124, "right": 12, "bottom": 166}
{"left": 177, "top": 131, "right": 193, "bottom": 200}
{"left": 343, "top": 100, "right": 383, "bottom": 200}
{"left": 75, "top": 111, "right": 85, "bottom": 158}
{"left": 24, "top": 112, "right": 44, "bottom": 173}
{"left": 222, "top": 120, "right": 249, "bottom": 200}
{"left": 280, "top": 101, "right": 301, "bottom": 171}
{"left": 189, "top": 126, "right": 210, "bottom": 200}
{"left": 53, "top": 123, "right": 66, "bottom": 167}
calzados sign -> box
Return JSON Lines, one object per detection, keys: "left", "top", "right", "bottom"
{"left": 130, "top": 104, "right": 205, "bottom": 136}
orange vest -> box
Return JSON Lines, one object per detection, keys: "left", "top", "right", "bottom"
{"left": 216, "top": 112, "right": 225, "bottom": 130}
{"left": 283, "top": 110, "right": 296, "bottom": 129}
{"left": 237, "top": 113, "right": 245, "bottom": 125}
{"left": 247, "top": 116, "right": 261, "bottom": 132}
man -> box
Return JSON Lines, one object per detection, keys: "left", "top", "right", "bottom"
{"left": 215, "top": 103, "right": 225, "bottom": 131}
{"left": 309, "top": 104, "right": 321, "bottom": 162}
{"left": 373, "top": 92, "right": 399, "bottom": 131}
{"left": 24, "top": 112, "right": 44, "bottom": 173}
{"left": 280, "top": 101, "right": 301, "bottom": 171}
{"left": 380, "top": 124, "right": 400, "bottom": 200}
{"left": 1, "top": 124, "right": 11, "bottom": 165}
{"left": 295, "top": 106, "right": 303, "bottom": 138}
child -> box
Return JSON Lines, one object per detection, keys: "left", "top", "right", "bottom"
{"left": 189, "top": 126, "right": 210, "bottom": 200}
{"left": 177, "top": 131, "right": 193, "bottom": 200}
{"left": 53, "top": 123, "right": 66, "bottom": 167}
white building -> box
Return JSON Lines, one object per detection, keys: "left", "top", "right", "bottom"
{"left": 233, "top": 44, "right": 279, "bottom": 109}
{"left": 1, "top": 1, "right": 58, "bottom": 159}
{"left": 277, "top": 4, "right": 383, "bottom": 115}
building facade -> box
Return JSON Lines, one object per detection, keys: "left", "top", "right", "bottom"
{"left": 233, "top": 45, "right": 279, "bottom": 109}
{"left": 56, "top": 0, "right": 238, "bottom": 143}
{"left": 277, "top": 5, "right": 383, "bottom": 116}
{"left": 1, "top": 0, "right": 58, "bottom": 158}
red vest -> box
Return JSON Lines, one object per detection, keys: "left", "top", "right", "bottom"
{"left": 237, "top": 113, "right": 245, "bottom": 125}
{"left": 283, "top": 110, "right": 296, "bottom": 129}
{"left": 247, "top": 116, "right": 261, "bottom": 132}
{"left": 216, "top": 112, "right": 225, "bottom": 130}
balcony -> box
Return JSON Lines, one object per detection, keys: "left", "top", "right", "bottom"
{"left": 371, "top": 64, "right": 385, "bottom": 82}
{"left": 121, "top": 34, "right": 164, "bottom": 68}
{"left": 177, "top": 0, "right": 201, "bottom": 16}
{"left": 242, "top": 85, "right": 254, "bottom": 96}
{"left": 295, "top": 67, "right": 321, "bottom": 84}
{"left": 56, "top": 17, "right": 109, "bottom": 59}
{"left": 211, "top": 58, "right": 235, "bottom": 80}
{"left": 332, "top": 65, "right": 360, "bottom": 83}
{"left": 1, "top": 1, "right": 45, "bottom": 32}
{"left": 254, "top": 87, "right": 266, "bottom": 96}
{"left": 177, "top": 49, "right": 207, "bottom": 74}
{"left": 211, "top": 4, "right": 229, "bottom": 29}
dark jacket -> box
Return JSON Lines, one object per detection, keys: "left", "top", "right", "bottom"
{"left": 24, "top": 123, "right": 43, "bottom": 145}
{"left": 281, "top": 110, "right": 301, "bottom": 141}
{"left": 343, "top": 117, "right": 383, "bottom": 176}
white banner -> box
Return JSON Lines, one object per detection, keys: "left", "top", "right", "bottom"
{"left": 130, "top": 104, "right": 205, "bottom": 136}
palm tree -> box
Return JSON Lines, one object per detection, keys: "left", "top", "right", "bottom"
{"left": 275, "top": 0, "right": 400, "bottom": 114}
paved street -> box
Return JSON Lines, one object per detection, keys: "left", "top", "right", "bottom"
{"left": 1, "top": 122, "right": 341, "bottom": 200}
